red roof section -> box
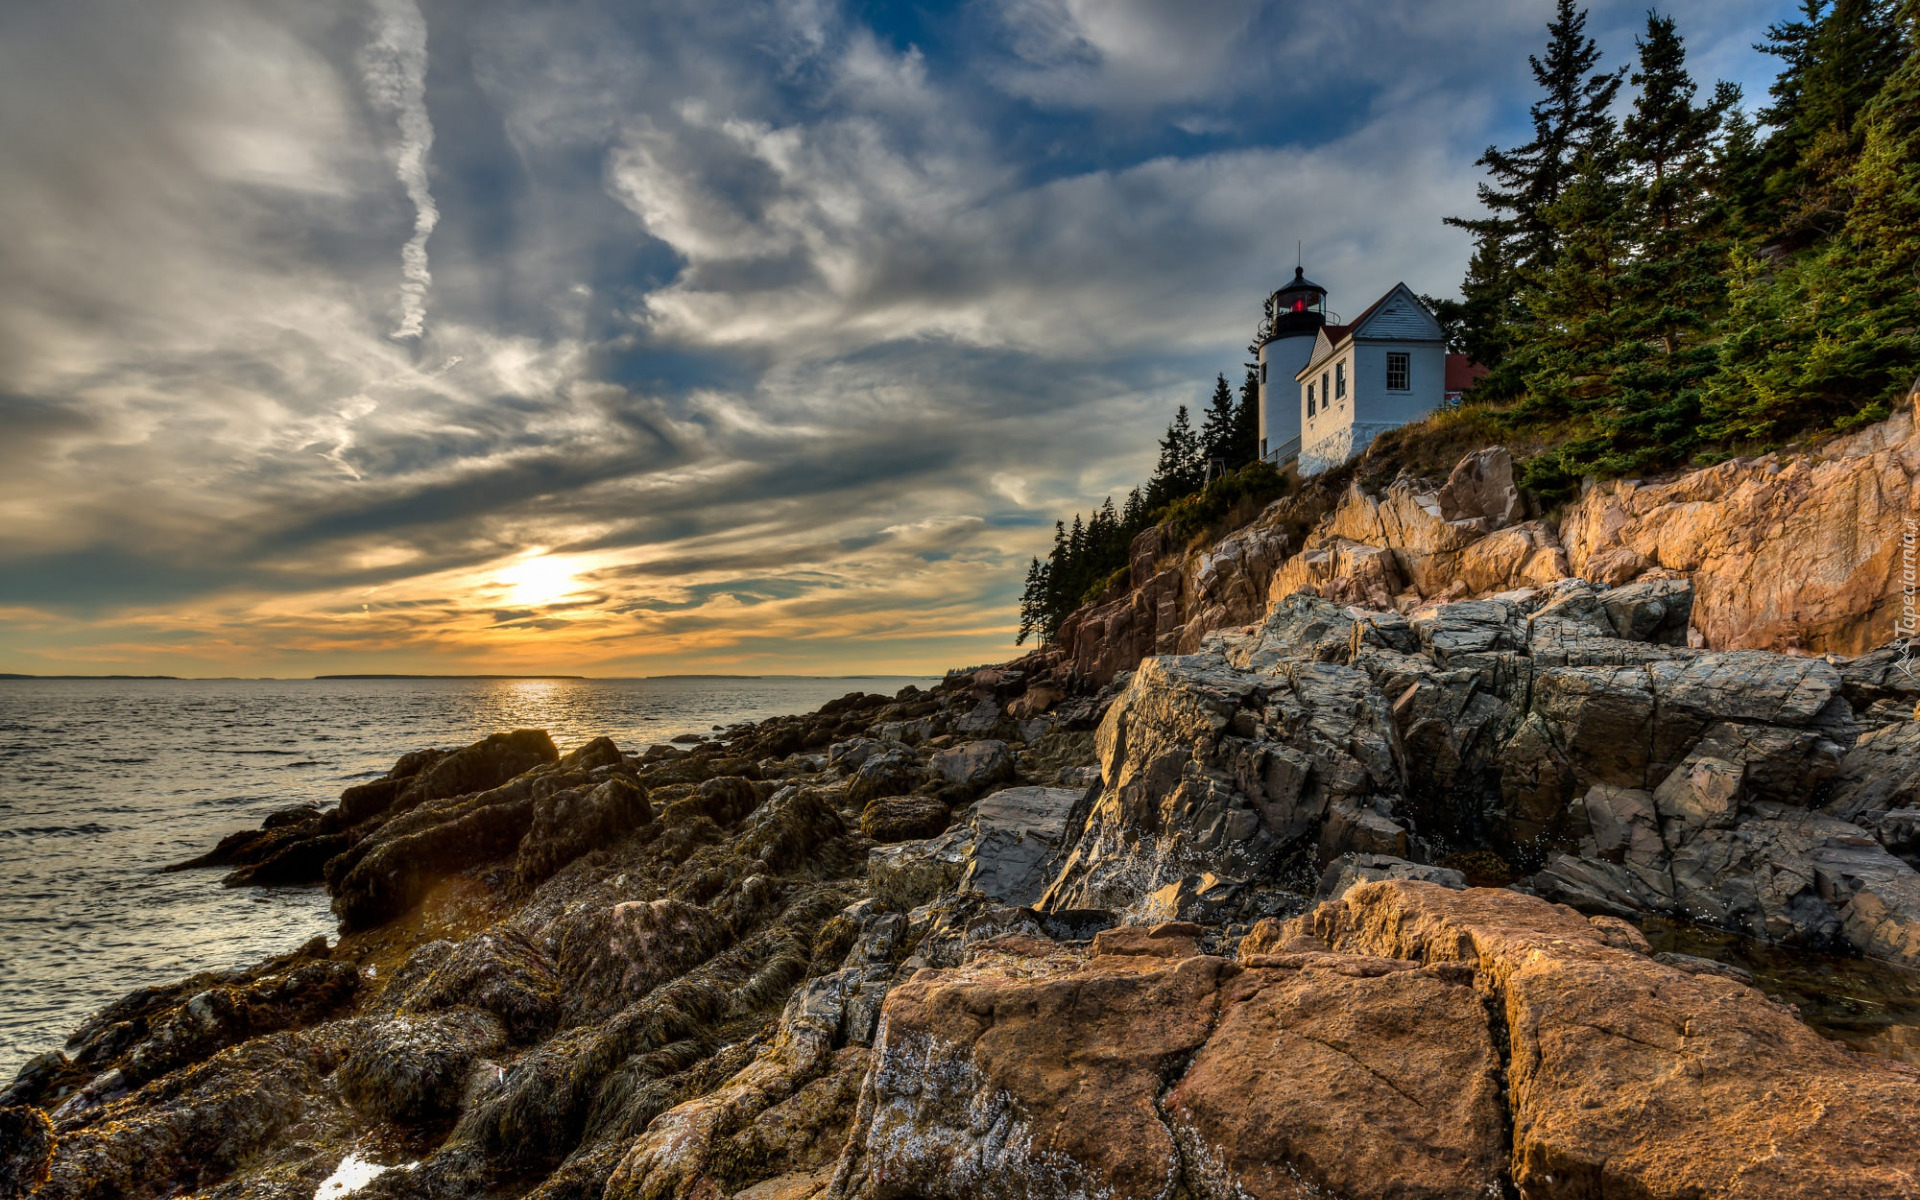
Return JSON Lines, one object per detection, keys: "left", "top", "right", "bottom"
{"left": 1446, "top": 354, "right": 1489, "bottom": 393}
{"left": 1319, "top": 324, "right": 1352, "bottom": 346}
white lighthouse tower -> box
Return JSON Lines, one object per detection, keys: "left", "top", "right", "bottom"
{"left": 1255, "top": 265, "right": 1328, "bottom": 466}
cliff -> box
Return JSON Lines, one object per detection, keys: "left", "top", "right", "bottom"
{"left": 1037, "top": 387, "right": 1919, "bottom": 689}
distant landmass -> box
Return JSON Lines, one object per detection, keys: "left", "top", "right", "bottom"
{"left": 0, "top": 673, "right": 182, "bottom": 680}
{"left": 313, "top": 674, "right": 588, "bottom": 680}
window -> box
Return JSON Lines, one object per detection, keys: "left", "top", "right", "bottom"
{"left": 1386, "top": 352, "right": 1410, "bottom": 391}
{"left": 1335, "top": 361, "right": 1346, "bottom": 399}
{"left": 1322, "top": 371, "right": 1330, "bottom": 407}
{"left": 1259, "top": 362, "right": 1267, "bottom": 384}
{"left": 1307, "top": 384, "right": 1316, "bottom": 416}
{"left": 1260, "top": 436, "right": 1267, "bottom": 456}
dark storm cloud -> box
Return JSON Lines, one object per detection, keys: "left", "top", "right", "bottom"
{"left": 0, "top": 0, "right": 1799, "bottom": 673}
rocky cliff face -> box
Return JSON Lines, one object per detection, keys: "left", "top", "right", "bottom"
{"left": 1559, "top": 401, "right": 1919, "bottom": 654}
{"left": 1040, "top": 394, "right": 1918, "bottom": 690}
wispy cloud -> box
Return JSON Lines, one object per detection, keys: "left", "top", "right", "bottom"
{"left": 359, "top": 0, "right": 437, "bottom": 340}
{"left": 0, "top": 0, "right": 1804, "bottom": 676}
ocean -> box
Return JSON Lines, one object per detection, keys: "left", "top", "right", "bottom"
{"left": 0, "top": 674, "right": 933, "bottom": 1078}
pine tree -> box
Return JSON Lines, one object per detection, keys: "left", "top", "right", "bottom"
{"left": 1016, "top": 556, "right": 1047, "bottom": 645}
{"left": 1714, "top": 106, "right": 1770, "bottom": 237}
{"left": 1709, "top": 2, "right": 1920, "bottom": 438}
{"left": 1198, "top": 373, "right": 1237, "bottom": 469}
{"left": 1445, "top": 0, "right": 1624, "bottom": 366}
{"left": 1616, "top": 12, "right": 1733, "bottom": 370}
{"left": 1585, "top": 15, "right": 1733, "bottom": 472}
{"left": 1145, "top": 405, "right": 1203, "bottom": 509}
{"left": 1121, "top": 487, "right": 1147, "bottom": 532}
{"left": 1761, "top": 0, "right": 1904, "bottom": 241}
{"left": 1233, "top": 368, "right": 1261, "bottom": 464}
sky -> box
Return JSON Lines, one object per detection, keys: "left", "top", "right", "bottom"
{"left": 0, "top": 0, "right": 1798, "bottom": 678}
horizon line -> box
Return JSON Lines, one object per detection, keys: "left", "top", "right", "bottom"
{"left": 0, "top": 671, "right": 943, "bottom": 682}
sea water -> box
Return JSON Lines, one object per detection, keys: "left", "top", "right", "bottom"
{"left": 0, "top": 674, "right": 931, "bottom": 1077}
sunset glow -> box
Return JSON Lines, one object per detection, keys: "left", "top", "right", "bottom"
{"left": 0, "top": 2, "right": 1798, "bottom": 678}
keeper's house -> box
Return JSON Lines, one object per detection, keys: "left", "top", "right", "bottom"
{"left": 1254, "top": 269, "right": 1481, "bottom": 477}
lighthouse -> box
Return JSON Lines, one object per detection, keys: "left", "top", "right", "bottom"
{"left": 1255, "top": 265, "right": 1328, "bottom": 465}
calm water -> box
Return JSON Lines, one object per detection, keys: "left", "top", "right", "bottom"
{"left": 0, "top": 675, "right": 930, "bottom": 1078}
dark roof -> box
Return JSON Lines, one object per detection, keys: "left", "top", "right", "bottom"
{"left": 1293, "top": 325, "right": 1353, "bottom": 380}
{"left": 1446, "top": 354, "right": 1489, "bottom": 393}
{"left": 1344, "top": 286, "right": 1399, "bottom": 333}
{"left": 1275, "top": 265, "right": 1326, "bottom": 296}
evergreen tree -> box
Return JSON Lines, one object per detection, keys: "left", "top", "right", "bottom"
{"left": 1709, "top": 2, "right": 1920, "bottom": 438}
{"left": 1233, "top": 368, "right": 1261, "bottom": 463}
{"left": 1145, "top": 405, "right": 1203, "bottom": 508}
{"left": 1198, "top": 373, "right": 1237, "bottom": 469}
{"left": 1445, "top": 0, "right": 1624, "bottom": 367}
{"left": 1121, "top": 487, "right": 1147, "bottom": 531}
{"left": 1760, "top": 0, "right": 1904, "bottom": 241}
{"left": 1714, "top": 106, "right": 1770, "bottom": 236}
{"left": 1614, "top": 12, "right": 1734, "bottom": 393}
{"left": 1512, "top": 140, "right": 1634, "bottom": 423}
{"left": 1016, "top": 556, "right": 1047, "bottom": 645}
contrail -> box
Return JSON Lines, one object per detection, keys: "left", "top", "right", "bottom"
{"left": 360, "top": 0, "right": 437, "bottom": 341}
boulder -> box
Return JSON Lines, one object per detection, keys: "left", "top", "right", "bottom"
{"left": 337, "top": 1009, "right": 507, "bottom": 1123}
{"left": 927, "top": 739, "right": 1013, "bottom": 792}
{"left": 1435, "top": 445, "right": 1525, "bottom": 525}
{"left": 515, "top": 774, "right": 653, "bottom": 887}
{"left": 1164, "top": 953, "right": 1507, "bottom": 1200}
{"left": 0, "top": 1106, "right": 53, "bottom": 1197}
{"left": 1599, "top": 577, "right": 1694, "bottom": 645}
{"left": 1266, "top": 537, "right": 1403, "bottom": 612}
{"left": 846, "top": 750, "right": 924, "bottom": 806}
{"left": 833, "top": 954, "right": 1228, "bottom": 1200}
{"left": 1308, "top": 880, "right": 1920, "bottom": 1198}
{"left": 863, "top": 786, "right": 1082, "bottom": 912}
{"left": 1823, "top": 720, "right": 1920, "bottom": 846}
{"left": 1043, "top": 643, "right": 1403, "bottom": 914}
{"left": 1315, "top": 852, "right": 1466, "bottom": 901}
{"left": 832, "top": 928, "right": 1507, "bottom": 1200}
{"left": 549, "top": 898, "right": 732, "bottom": 1025}
{"left": 955, "top": 786, "right": 1081, "bottom": 907}
{"left": 868, "top": 828, "right": 972, "bottom": 912}
{"left": 859, "top": 795, "right": 950, "bottom": 843}
{"left": 394, "top": 729, "right": 559, "bottom": 814}
{"left": 394, "top": 928, "right": 561, "bottom": 1042}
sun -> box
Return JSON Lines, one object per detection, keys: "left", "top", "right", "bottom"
{"left": 496, "top": 554, "right": 583, "bottom": 607}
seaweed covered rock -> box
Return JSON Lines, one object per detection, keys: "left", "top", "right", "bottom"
{"left": 846, "top": 750, "right": 924, "bottom": 806}
{"left": 337, "top": 1008, "right": 506, "bottom": 1123}
{"left": 0, "top": 1106, "right": 53, "bottom": 1197}
{"left": 858, "top": 794, "right": 949, "bottom": 843}
{"left": 392, "top": 928, "right": 561, "bottom": 1042}
{"left": 516, "top": 774, "right": 653, "bottom": 887}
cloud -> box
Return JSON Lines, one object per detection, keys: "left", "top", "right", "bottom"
{"left": 359, "top": 0, "right": 438, "bottom": 339}
{"left": 0, "top": 0, "right": 1807, "bottom": 676}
